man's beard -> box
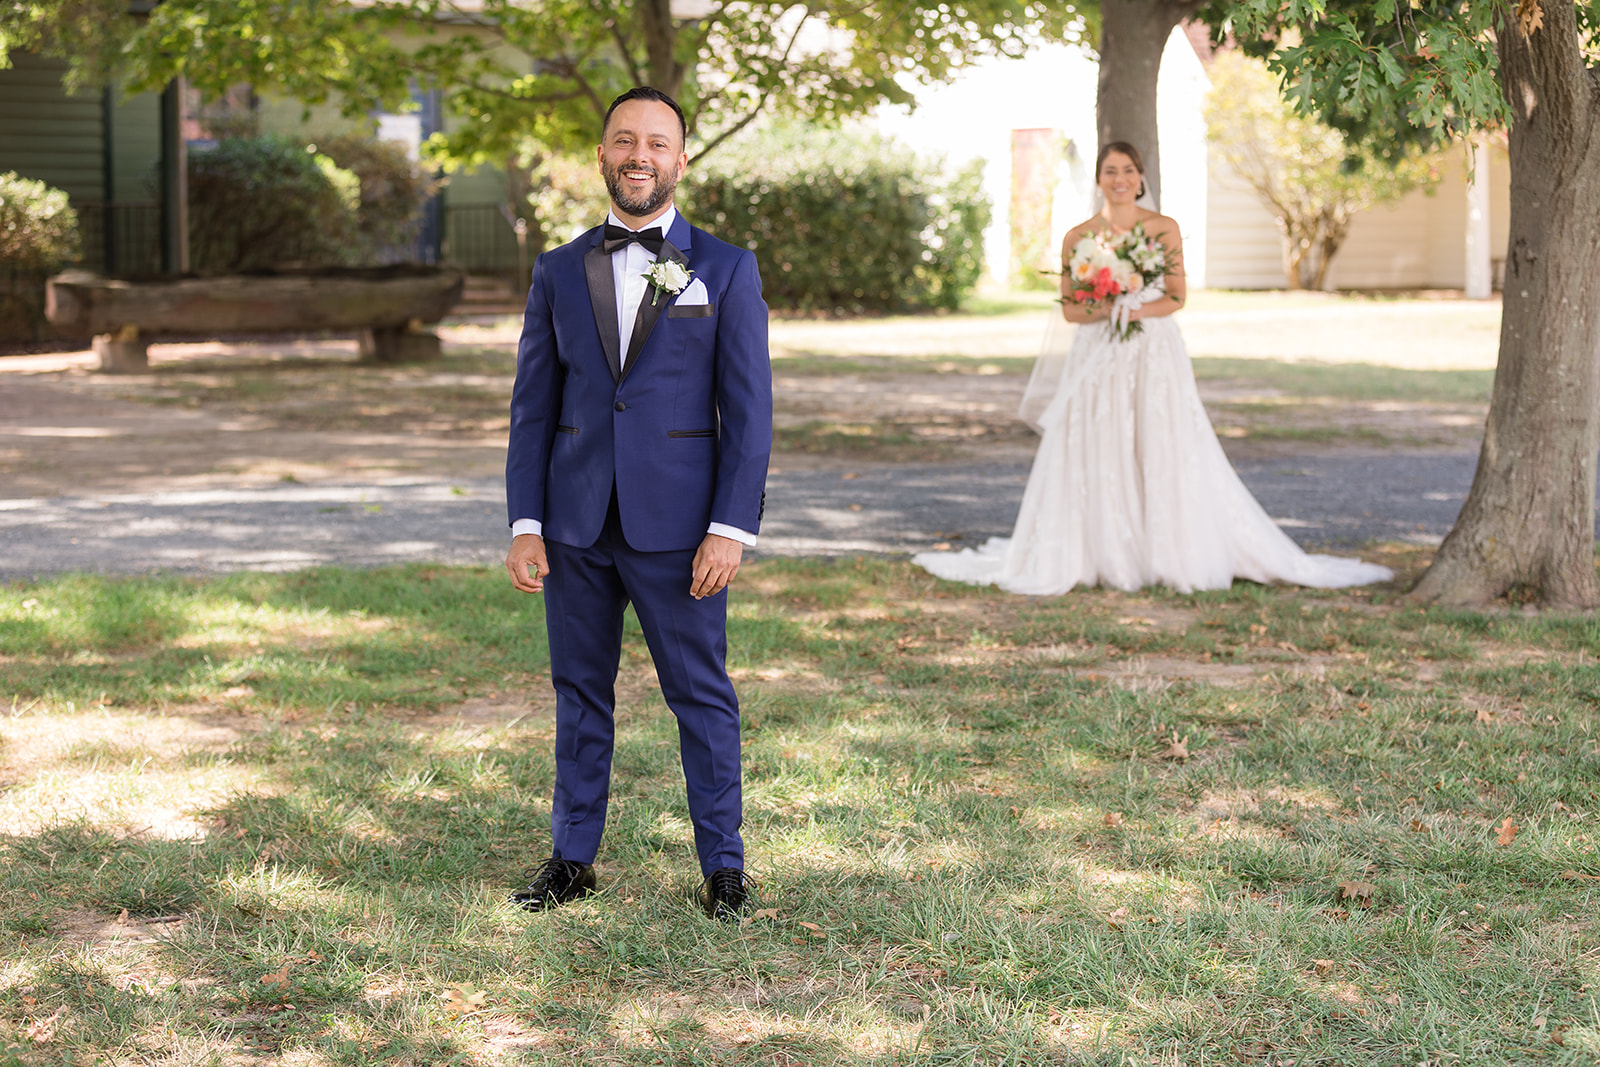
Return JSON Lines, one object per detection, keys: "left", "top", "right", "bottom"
{"left": 604, "top": 159, "right": 678, "bottom": 218}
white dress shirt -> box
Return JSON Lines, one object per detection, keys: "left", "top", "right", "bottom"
{"left": 512, "top": 206, "right": 757, "bottom": 547}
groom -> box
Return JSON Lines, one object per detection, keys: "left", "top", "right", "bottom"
{"left": 503, "top": 87, "right": 773, "bottom": 921}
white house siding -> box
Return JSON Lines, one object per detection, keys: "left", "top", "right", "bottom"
{"left": 0, "top": 52, "right": 102, "bottom": 202}
{"left": 1205, "top": 138, "right": 1510, "bottom": 291}
{"left": 1202, "top": 164, "right": 1287, "bottom": 289}
{"left": 1323, "top": 196, "right": 1430, "bottom": 289}
{"left": 109, "top": 91, "right": 161, "bottom": 203}
{"left": 1423, "top": 152, "right": 1470, "bottom": 290}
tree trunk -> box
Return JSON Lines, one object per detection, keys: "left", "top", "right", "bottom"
{"left": 1312, "top": 211, "right": 1351, "bottom": 291}
{"left": 1096, "top": 0, "right": 1200, "bottom": 210}
{"left": 637, "top": 0, "right": 683, "bottom": 96}
{"left": 1278, "top": 219, "right": 1314, "bottom": 289}
{"left": 1411, "top": 1, "right": 1600, "bottom": 609}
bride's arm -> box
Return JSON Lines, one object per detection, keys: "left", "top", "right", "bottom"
{"left": 1129, "top": 223, "right": 1187, "bottom": 321}
{"left": 1059, "top": 297, "right": 1111, "bottom": 324}
{"left": 1057, "top": 227, "right": 1112, "bottom": 323}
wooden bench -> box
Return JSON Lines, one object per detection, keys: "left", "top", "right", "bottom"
{"left": 46, "top": 266, "right": 466, "bottom": 373}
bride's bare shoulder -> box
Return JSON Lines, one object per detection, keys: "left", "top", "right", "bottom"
{"left": 1061, "top": 217, "right": 1105, "bottom": 246}
{"left": 1140, "top": 210, "right": 1182, "bottom": 241}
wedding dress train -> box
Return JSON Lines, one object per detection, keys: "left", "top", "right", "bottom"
{"left": 913, "top": 312, "right": 1393, "bottom": 595}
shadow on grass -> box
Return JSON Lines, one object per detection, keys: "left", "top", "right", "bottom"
{"left": 1190, "top": 358, "right": 1495, "bottom": 404}
{"left": 3, "top": 560, "right": 1600, "bottom": 1064}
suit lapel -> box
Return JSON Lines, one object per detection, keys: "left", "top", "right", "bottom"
{"left": 584, "top": 237, "right": 623, "bottom": 384}
{"left": 620, "top": 214, "right": 694, "bottom": 386}
{"left": 621, "top": 239, "right": 688, "bottom": 382}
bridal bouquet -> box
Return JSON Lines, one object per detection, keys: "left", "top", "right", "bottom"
{"left": 1063, "top": 223, "right": 1167, "bottom": 340}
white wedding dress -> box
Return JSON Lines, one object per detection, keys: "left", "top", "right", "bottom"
{"left": 913, "top": 309, "right": 1393, "bottom": 595}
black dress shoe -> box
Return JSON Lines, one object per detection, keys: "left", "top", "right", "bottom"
{"left": 697, "top": 867, "right": 751, "bottom": 922}
{"left": 511, "top": 857, "right": 596, "bottom": 912}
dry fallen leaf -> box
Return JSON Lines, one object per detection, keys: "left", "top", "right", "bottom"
{"left": 1106, "top": 907, "right": 1129, "bottom": 929}
{"left": 796, "top": 921, "right": 826, "bottom": 938}
{"left": 1311, "top": 959, "right": 1336, "bottom": 976}
{"left": 1518, "top": 0, "right": 1544, "bottom": 36}
{"left": 259, "top": 963, "right": 291, "bottom": 988}
{"left": 1337, "top": 879, "right": 1377, "bottom": 903}
{"left": 440, "top": 985, "right": 489, "bottom": 1016}
{"left": 747, "top": 907, "right": 782, "bottom": 920}
{"left": 1409, "top": 819, "right": 1430, "bottom": 834}
{"left": 1103, "top": 812, "right": 1124, "bottom": 828}
{"left": 24, "top": 1007, "right": 67, "bottom": 1042}
{"left": 1559, "top": 870, "right": 1600, "bottom": 883}
{"left": 1495, "top": 817, "right": 1519, "bottom": 846}
{"left": 1162, "top": 733, "right": 1189, "bottom": 761}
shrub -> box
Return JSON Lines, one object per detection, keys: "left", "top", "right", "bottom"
{"left": 185, "top": 136, "right": 360, "bottom": 272}
{"left": 313, "top": 134, "right": 440, "bottom": 264}
{"left": 0, "top": 171, "right": 80, "bottom": 340}
{"left": 683, "top": 125, "right": 989, "bottom": 314}
{"left": 0, "top": 171, "right": 80, "bottom": 272}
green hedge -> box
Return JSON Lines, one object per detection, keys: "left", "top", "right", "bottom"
{"left": 684, "top": 126, "right": 989, "bottom": 314}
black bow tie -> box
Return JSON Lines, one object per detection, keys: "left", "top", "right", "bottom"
{"left": 602, "top": 223, "right": 665, "bottom": 256}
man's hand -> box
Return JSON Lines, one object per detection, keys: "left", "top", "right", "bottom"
{"left": 506, "top": 533, "right": 550, "bottom": 593}
{"left": 690, "top": 533, "right": 743, "bottom": 599}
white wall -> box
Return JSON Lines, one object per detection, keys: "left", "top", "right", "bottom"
{"left": 875, "top": 42, "right": 1099, "bottom": 282}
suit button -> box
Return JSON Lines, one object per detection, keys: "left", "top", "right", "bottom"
{"left": 614, "top": 401, "right": 626, "bottom": 412}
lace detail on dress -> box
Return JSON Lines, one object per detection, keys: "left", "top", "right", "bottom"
{"left": 914, "top": 315, "right": 1394, "bottom": 595}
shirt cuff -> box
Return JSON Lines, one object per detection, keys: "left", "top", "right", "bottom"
{"left": 707, "top": 522, "right": 757, "bottom": 547}
{"left": 511, "top": 518, "right": 542, "bottom": 539}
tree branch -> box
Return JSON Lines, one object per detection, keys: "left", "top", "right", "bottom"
{"left": 690, "top": 104, "right": 766, "bottom": 163}
{"left": 606, "top": 15, "right": 645, "bottom": 85}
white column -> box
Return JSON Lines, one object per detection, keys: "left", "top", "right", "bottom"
{"left": 1464, "top": 138, "right": 1492, "bottom": 299}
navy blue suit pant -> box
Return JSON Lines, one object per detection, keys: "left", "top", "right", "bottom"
{"left": 542, "top": 493, "right": 744, "bottom": 875}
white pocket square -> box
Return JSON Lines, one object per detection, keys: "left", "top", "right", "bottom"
{"left": 676, "top": 278, "right": 709, "bottom": 306}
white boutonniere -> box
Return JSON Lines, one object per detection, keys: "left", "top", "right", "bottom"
{"left": 643, "top": 259, "right": 692, "bottom": 305}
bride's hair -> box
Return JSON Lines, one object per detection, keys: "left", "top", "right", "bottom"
{"left": 1095, "top": 141, "right": 1147, "bottom": 200}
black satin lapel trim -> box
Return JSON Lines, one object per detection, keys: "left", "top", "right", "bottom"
{"left": 584, "top": 241, "right": 622, "bottom": 383}
{"left": 621, "top": 239, "right": 689, "bottom": 385}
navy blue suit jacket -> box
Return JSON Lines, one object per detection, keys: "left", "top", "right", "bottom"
{"left": 506, "top": 212, "right": 773, "bottom": 553}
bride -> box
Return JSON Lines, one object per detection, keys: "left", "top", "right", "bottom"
{"left": 914, "top": 142, "right": 1392, "bottom": 595}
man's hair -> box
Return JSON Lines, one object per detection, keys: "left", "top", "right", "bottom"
{"left": 602, "top": 87, "right": 688, "bottom": 149}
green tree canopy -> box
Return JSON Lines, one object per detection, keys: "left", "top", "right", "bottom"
{"left": 3, "top": 0, "right": 1096, "bottom": 167}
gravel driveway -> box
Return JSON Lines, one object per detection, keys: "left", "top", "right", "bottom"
{"left": 0, "top": 452, "right": 1501, "bottom": 581}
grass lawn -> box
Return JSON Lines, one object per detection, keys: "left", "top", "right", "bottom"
{"left": 3, "top": 555, "right": 1598, "bottom": 1065}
